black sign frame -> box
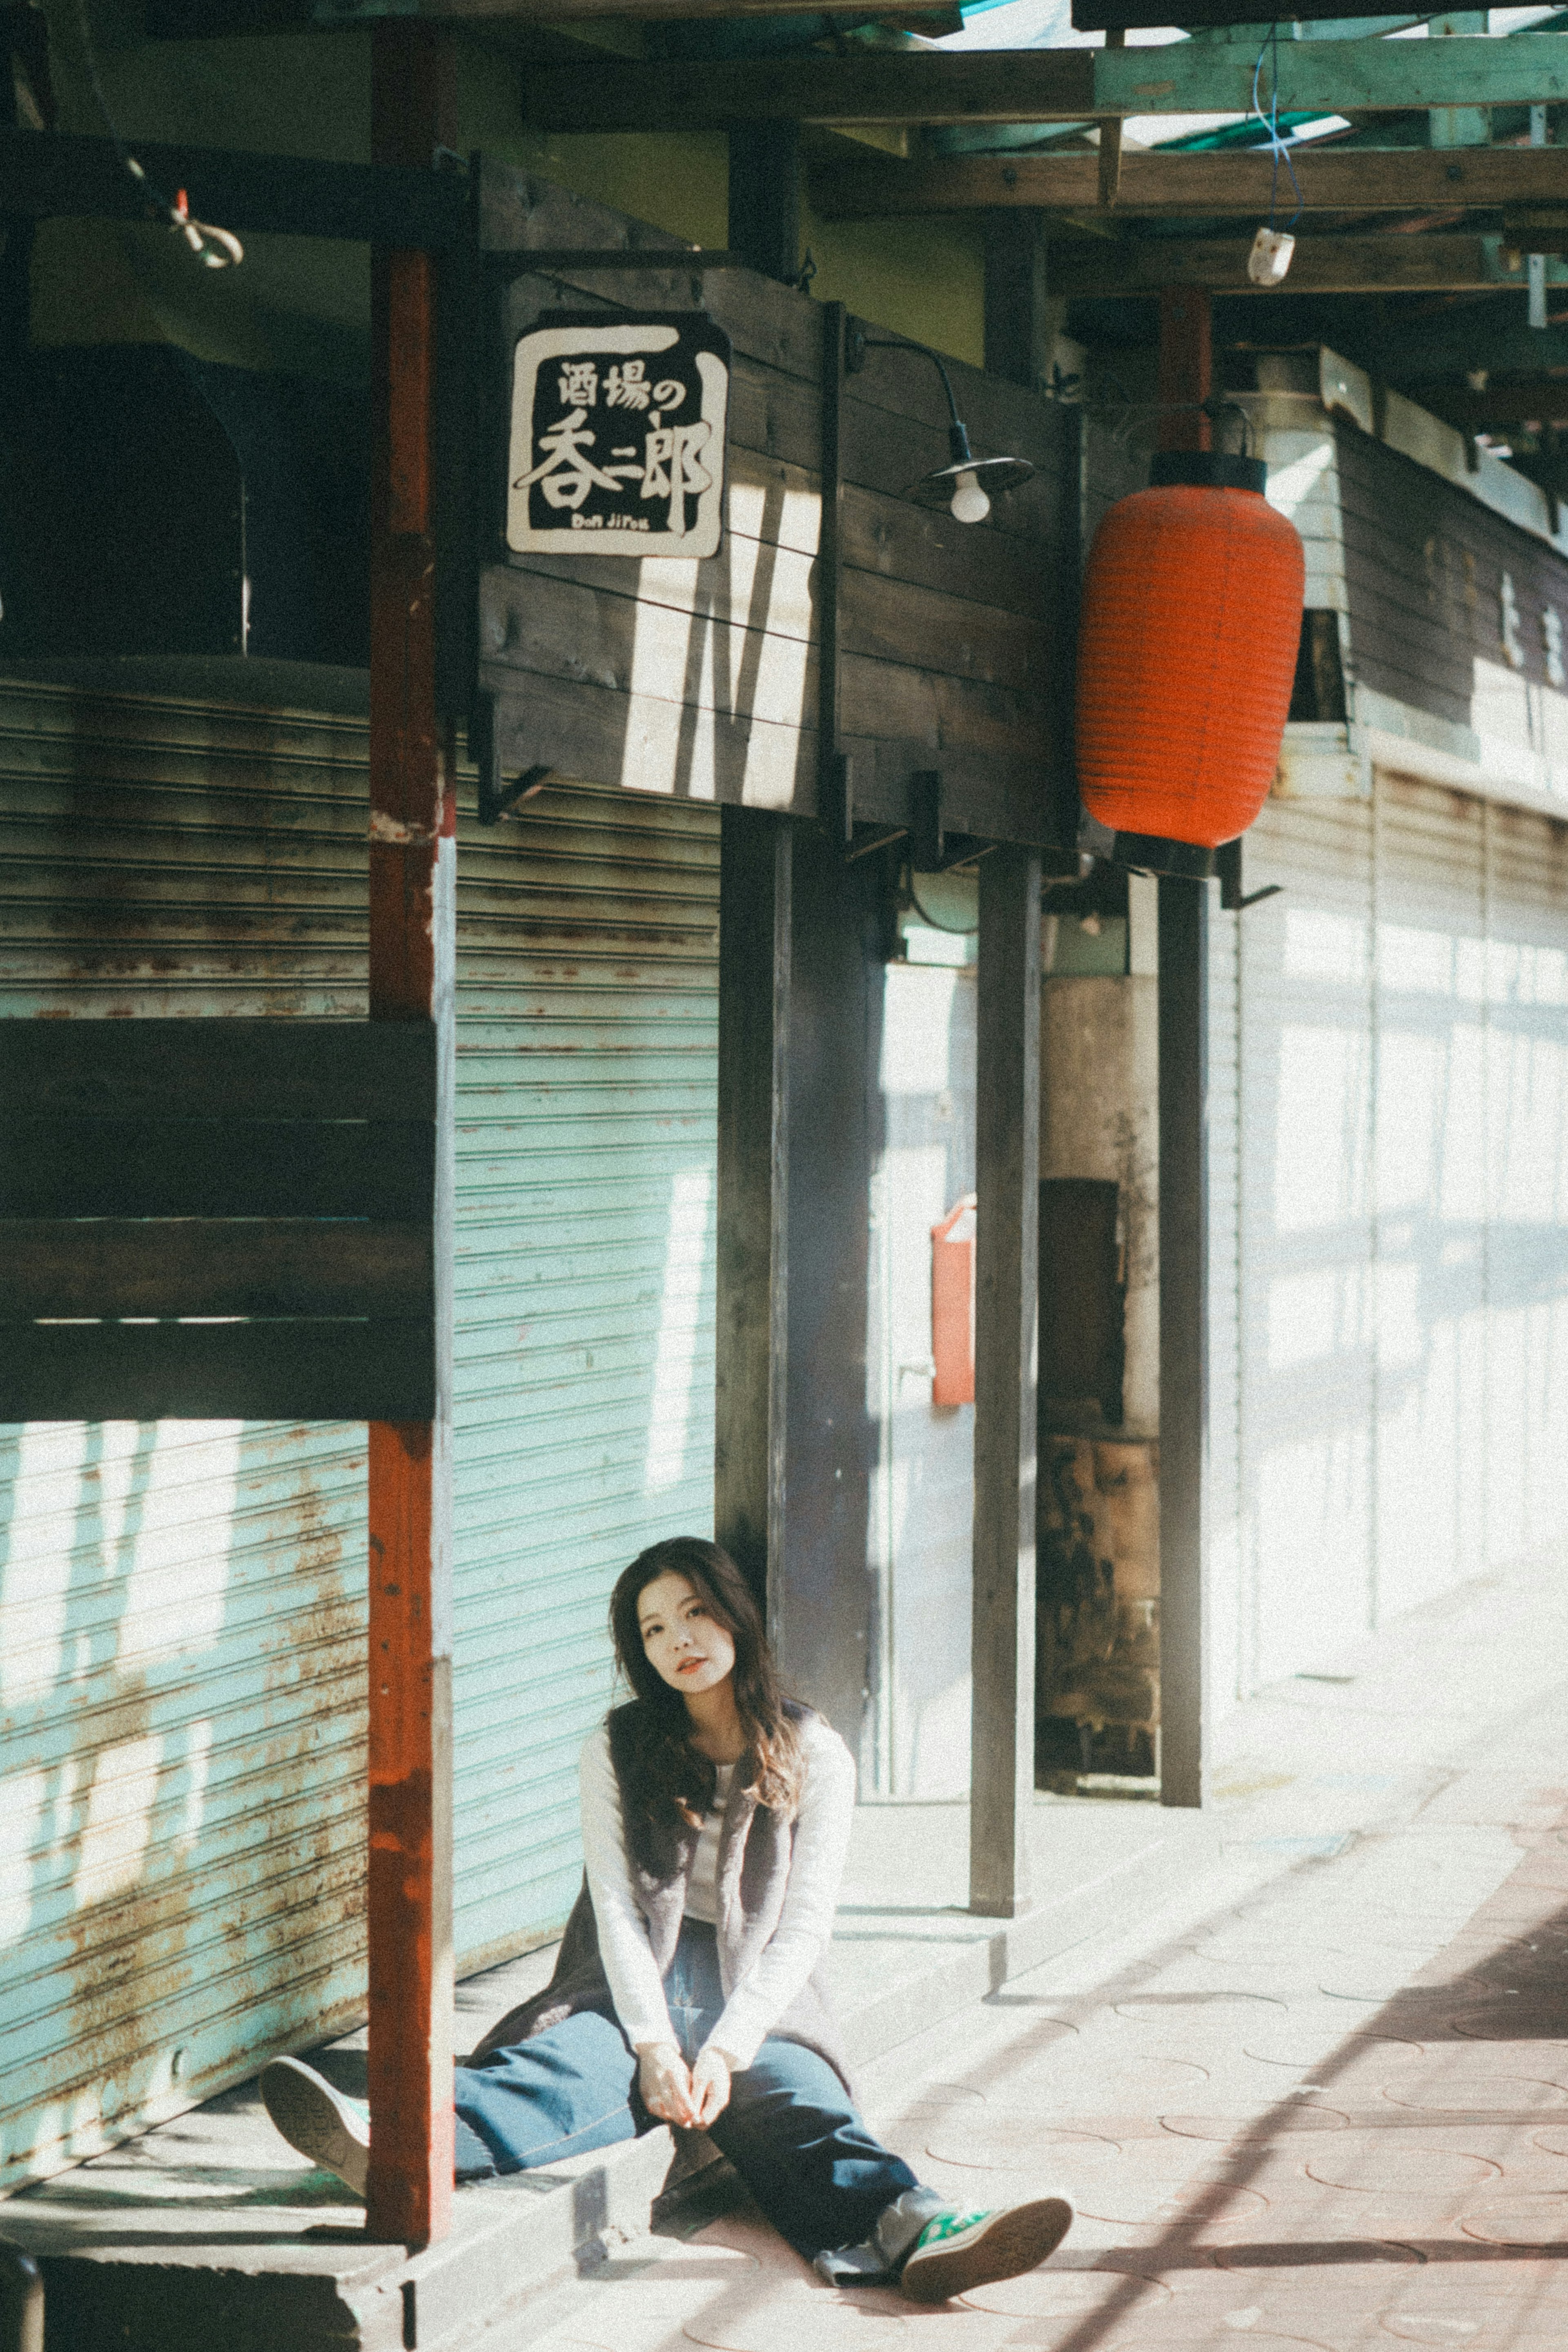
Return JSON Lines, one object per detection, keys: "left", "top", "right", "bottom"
{"left": 504, "top": 308, "right": 731, "bottom": 561}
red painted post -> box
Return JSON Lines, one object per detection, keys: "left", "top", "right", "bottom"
{"left": 366, "top": 19, "right": 457, "bottom": 2251}
{"left": 1158, "top": 286, "right": 1212, "bottom": 452}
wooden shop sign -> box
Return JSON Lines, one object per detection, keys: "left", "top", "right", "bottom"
{"left": 506, "top": 311, "right": 731, "bottom": 559}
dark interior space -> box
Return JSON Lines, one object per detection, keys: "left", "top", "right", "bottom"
{"left": 1038, "top": 1175, "right": 1125, "bottom": 1432}
{"left": 0, "top": 348, "right": 370, "bottom": 667}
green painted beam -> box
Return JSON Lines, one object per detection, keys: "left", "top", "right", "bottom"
{"left": 1096, "top": 29, "right": 1568, "bottom": 113}
{"left": 524, "top": 36, "right": 1568, "bottom": 131}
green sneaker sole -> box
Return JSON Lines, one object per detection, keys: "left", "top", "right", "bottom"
{"left": 901, "top": 2196, "right": 1075, "bottom": 2305}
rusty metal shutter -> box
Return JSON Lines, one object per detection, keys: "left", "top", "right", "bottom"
{"left": 0, "top": 671, "right": 372, "bottom": 2192}
{"left": 0, "top": 671, "right": 719, "bottom": 2185}
{"left": 1236, "top": 792, "right": 1377, "bottom": 1688}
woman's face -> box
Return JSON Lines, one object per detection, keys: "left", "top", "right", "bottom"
{"left": 636, "top": 1572, "right": 737, "bottom": 1700}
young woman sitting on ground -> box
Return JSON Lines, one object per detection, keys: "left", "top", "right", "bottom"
{"left": 259, "top": 1535, "right": 1074, "bottom": 2304}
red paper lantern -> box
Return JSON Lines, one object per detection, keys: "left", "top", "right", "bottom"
{"left": 1076, "top": 453, "right": 1305, "bottom": 854}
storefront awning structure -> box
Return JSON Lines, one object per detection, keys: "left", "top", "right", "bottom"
{"left": 9, "top": 0, "right": 1568, "bottom": 2262}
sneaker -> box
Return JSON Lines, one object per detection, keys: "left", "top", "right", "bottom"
{"left": 259, "top": 2056, "right": 371, "bottom": 2199}
{"left": 899, "top": 2197, "right": 1075, "bottom": 2305}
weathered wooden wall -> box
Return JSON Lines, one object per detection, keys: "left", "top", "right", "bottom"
{"left": 474, "top": 172, "right": 1078, "bottom": 852}
{"left": 1339, "top": 423, "right": 1568, "bottom": 739}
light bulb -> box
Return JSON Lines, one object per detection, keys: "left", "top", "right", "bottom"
{"left": 949, "top": 469, "right": 990, "bottom": 525}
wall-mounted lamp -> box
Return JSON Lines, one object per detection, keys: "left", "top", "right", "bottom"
{"left": 846, "top": 326, "right": 1035, "bottom": 526}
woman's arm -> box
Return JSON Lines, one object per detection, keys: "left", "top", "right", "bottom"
{"left": 579, "top": 1724, "right": 681, "bottom": 2054}
{"left": 704, "top": 1721, "right": 857, "bottom": 2069}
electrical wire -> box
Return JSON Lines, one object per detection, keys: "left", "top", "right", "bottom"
{"left": 1252, "top": 21, "right": 1304, "bottom": 234}
{"left": 1072, "top": 393, "right": 1255, "bottom": 457}
{"left": 858, "top": 334, "right": 964, "bottom": 432}
{"left": 70, "top": 0, "right": 243, "bottom": 269}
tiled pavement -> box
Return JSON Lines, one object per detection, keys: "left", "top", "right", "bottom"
{"left": 490, "top": 1556, "right": 1568, "bottom": 2351}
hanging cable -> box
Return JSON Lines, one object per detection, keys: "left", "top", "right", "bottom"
{"left": 70, "top": 0, "right": 243, "bottom": 269}
{"left": 1246, "top": 22, "right": 1301, "bottom": 286}
{"left": 1251, "top": 21, "right": 1304, "bottom": 233}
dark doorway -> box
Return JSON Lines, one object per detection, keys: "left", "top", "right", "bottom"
{"left": 1038, "top": 1176, "right": 1124, "bottom": 1432}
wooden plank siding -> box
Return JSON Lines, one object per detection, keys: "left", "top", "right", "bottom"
{"left": 1338, "top": 425, "right": 1568, "bottom": 739}
{"left": 474, "top": 171, "right": 1076, "bottom": 851}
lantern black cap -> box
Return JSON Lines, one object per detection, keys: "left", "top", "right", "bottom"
{"left": 1150, "top": 451, "right": 1268, "bottom": 494}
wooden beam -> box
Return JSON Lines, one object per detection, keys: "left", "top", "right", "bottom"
{"left": 983, "top": 212, "right": 1053, "bottom": 392}
{"left": 523, "top": 37, "right": 1568, "bottom": 133}
{"left": 1159, "top": 286, "right": 1211, "bottom": 452}
{"left": 526, "top": 49, "right": 1087, "bottom": 131}
{"left": 0, "top": 1016, "right": 437, "bottom": 1118}
{"left": 715, "top": 808, "right": 793, "bottom": 1628}
{"left": 0, "top": 1320, "right": 438, "bottom": 1423}
{"left": 150, "top": 0, "right": 957, "bottom": 23}
{"left": 1157, "top": 876, "right": 1209, "bottom": 1812}
{"left": 366, "top": 15, "right": 457, "bottom": 2255}
{"left": 728, "top": 121, "right": 802, "bottom": 284}
{"left": 1421, "top": 381, "right": 1568, "bottom": 427}
{"left": 970, "top": 845, "right": 1042, "bottom": 1919}
{"left": 812, "top": 143, "right": 1568, "bottom": 221}
{"left": 1502, "top": 207, "right": 1568, "bottom": 253}
{"left": 0, "top": 1219, "right": 432, "bottom": 1319}
{"left": 2, "top": 1120, "right": 436, "bottom": 1219}
{"left": 1050, "top": 232, "right": 1518, "bottom": 296}
{"left": 0, "top": 127, "right": 468, "bottom": 246}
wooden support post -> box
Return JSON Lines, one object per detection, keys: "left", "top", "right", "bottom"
{"left": 1158, "top": 286, "right": 1211, "bottom": 452}
{"left": 727, "top": 121, "right": 801, "bottom": 284}
{"left": 715, "top": 808, "right": 792, "bottom": 1627}
{"left": 1157, "top": 878, "right": 1208, "bottom": 1810}
{"left": 970, "top": 846, "right": 1041, "bottom": 1918}
{"left": 982, "top": 212, "right": 1054, "bottom": 392}
{"left": 1097, "top": 25, "right": 1125, "bottom": 211}
{"left": 1154, "top": 278, "right": 1210, "bottom": 1813}
{"left": 776, "top": 827, "right": 881, "bottom": 1749}
{"left": 366, "top": 18, "right": 456, "bottom": 2250}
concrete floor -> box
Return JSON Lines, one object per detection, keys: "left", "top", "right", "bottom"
{"left": 472, "top": 1546, "right": 1568, "bottom": 2352}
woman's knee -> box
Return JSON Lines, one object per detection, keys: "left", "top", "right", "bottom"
{"left": 730, "top": 2039, "right": 857, "bottom": 2115}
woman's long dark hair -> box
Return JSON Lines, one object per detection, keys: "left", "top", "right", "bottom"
{"left": 608, "top": 1537, "right": 804, "bottom": 1877}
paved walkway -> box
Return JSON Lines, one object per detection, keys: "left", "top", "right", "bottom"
{"left": 492, "top": 1550, "right": 1568, "bottom": 2352}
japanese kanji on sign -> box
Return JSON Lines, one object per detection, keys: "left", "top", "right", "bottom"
{"left": 506, "top": 312, "right": 732, "bottom": 560}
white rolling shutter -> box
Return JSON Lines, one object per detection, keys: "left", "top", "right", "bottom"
{"left": 1236, "top": 794, "right": 1377, "bottom": 1687}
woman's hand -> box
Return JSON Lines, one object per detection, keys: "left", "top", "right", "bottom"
{"left": 637, "top": 2041, "right": 698, "bottom": 2127}
{"left": 689, "top": 2045, "right": 734, "bottom": 2128}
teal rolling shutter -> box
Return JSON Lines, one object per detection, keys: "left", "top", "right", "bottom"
{"left": 0, "top": 672, "right": 719, "bottom": 2185}
{"left": 450, "top": 783, "right": 719, "bottom": 1969}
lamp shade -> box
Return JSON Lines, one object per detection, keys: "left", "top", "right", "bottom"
{"left": 1075, "top": 452, "right": 1305, "bottom": 851}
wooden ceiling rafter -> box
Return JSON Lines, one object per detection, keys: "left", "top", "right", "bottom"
{"left": 1051, "top": 231, "right": 1532, "bottom": 294}
{"left": 518, "top": 37, "right": 1568, "bottom": 132}
{"left": 808, "top": 144, "right": 1568, "bottom": 220}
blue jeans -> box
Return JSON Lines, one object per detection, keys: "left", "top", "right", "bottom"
{"left": 452, "top": 1920, "right": 929, "bottom": 2266}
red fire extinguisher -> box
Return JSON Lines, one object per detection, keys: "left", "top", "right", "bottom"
{"left": 931, "top": 1195, "right": 976, "bottom": 1407}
